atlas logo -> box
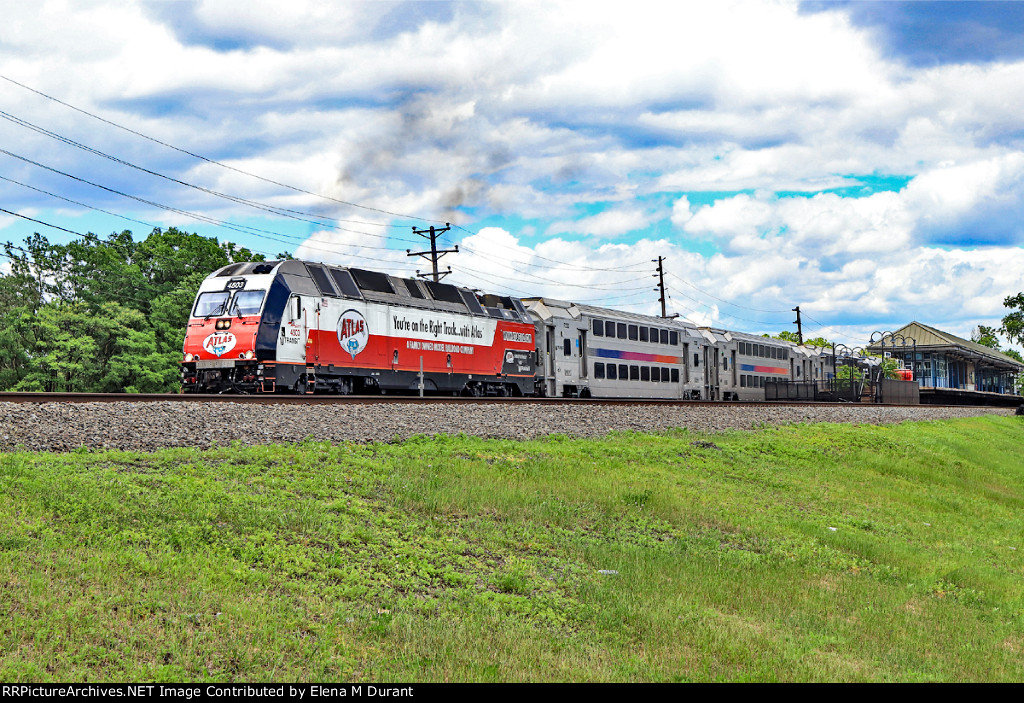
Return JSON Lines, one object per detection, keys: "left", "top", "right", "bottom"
{"left": 337, "top": 309, "right": 369, "bottom": 359}
{"left": 203, "top": 332, "right": 236, "bottom": 357}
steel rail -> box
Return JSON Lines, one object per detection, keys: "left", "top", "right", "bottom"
{"left": 0, "top": 391, "right": 961, "bottom": 408}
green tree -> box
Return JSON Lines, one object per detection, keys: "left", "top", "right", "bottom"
{"left": 971, "top": 325, "right": 1002, "bottom": 349}
{"left": 1002, "top": 293, "right": 1024, "bottom": 346}
{"left": 1, "top": 227, "right": 266, "bottom": 392}
{"left": 16, "top": 301, "right": 177, "bottom": 393}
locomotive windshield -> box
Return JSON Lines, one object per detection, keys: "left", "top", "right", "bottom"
{"left": 194, "top": 291, "right": 229, "bottom": 317}
{"left": 232, "top": 290, "right": 266, "bottom": 315}
{"left": 192, "top": 289, "right": 266, "bottom": 318}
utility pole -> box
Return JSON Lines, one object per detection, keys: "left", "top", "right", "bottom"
{"left": 407, "top": 223, "right": 457, "bottom": 282}
{"left": 652, "top": 257, "right": 679, "bottom": 319}
{"left": 793, "top": 306, "right": 803, "bottom": 345}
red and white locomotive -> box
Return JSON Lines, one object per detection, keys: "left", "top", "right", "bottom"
{"left": 181, "top": 260, "right": 537, "bottom": 395}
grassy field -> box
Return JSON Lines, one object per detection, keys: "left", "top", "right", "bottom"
{"left": 1, "top": 415, "right": 1023, "bottom": 682}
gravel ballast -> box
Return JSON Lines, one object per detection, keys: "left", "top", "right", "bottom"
{"left": 0, "top": 401, "right": 1015, "bottom": 453}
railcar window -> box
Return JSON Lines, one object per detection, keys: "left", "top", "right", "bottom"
{"left": 233, "top": 290, "right": 265, "bottom": 316}
{"left": 603, "top": 320, "right": 614, "bottom": 337}
{"left": 657, "top": 329, "right": 666, "bottom": 345}
{"left": 628, "top": 324, "right": 638, "bottom": 341}
{"left": 758, "top": 344, "right": 764, "bottom": 357}
{"left": 740, "top": 376, "right": 746, "bottom": 387}
{"left": 649, "top": 327, "right": 658, "bottom": 342}
{"left": 607, "top": 364, "right": 617, "bottom": 380}
{"left": 661, "top": 367, "right": 670, "bottom": 382}
{"left": 595, "top": 362, "right": 605, "bottom": 379}
{"left": 193, "top": 291, "right": 229, "bottom": 317}
{"left": 618, "top": 364, "right": 628, "bottom": 379}
{"left": 651, "top": 367, "right": 660, "bottom": 382}
{"left": 771, "top": 347, "right": 777, "bottom": 359}
{"left": 593, "top": 319, "right": 604, "bottom": 336}
{"left": 693, "top": 353, "right": 699, "bottom": 367}
{"left": 629, "top": 365, "right": 640, "bottom": 381}
{"left": 329, "top": 269, "right": 362, "bottom": 299}
{"left": 671, "top": 368, "right": 680, "bottom": 383}
{"left": 563, "top": 338, "right": 571, "bottom": 356}
{"left": 723, "top": 358, "right": 728, "bottom": 371}
{"left": 350, "top": 268, "right": 396, "bottom": 294}
{"left": 670, "top": 331, "right": 678, "bottom": 346}
{"left": 641, "top": 366, "right": 650, "bottom": 381}
{"left": 639, "top": 326, "right": 649, "bottom": 342}
{"left": 617, "top": 323, "right": 627, "bottom": 339}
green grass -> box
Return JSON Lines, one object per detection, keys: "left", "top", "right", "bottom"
{"left": 1, "top": 416, "right": 1023, "bottom": 681}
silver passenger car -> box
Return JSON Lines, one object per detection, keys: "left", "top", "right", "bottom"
{"left": 524, "top": 298, "right": 705, "bottom": 399}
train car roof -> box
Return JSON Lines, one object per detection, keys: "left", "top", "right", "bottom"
{"left": 523, "top": 297, "right": 701, "bottom": 330}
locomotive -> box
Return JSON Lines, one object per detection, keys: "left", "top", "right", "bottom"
{"left": 181, "top": 260, "right": 831, "bottom": 398}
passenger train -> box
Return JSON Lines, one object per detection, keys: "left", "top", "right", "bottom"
{"left": 181, "top": 260, "right": 831, "bottom": 399}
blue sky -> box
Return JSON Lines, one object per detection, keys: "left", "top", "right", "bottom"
{"left": 2, "top": 0, "right": 1024, "bottom": 347}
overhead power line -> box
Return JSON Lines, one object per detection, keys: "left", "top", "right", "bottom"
{"left": 0, "top": 72, "right": 438, "bottom": 224}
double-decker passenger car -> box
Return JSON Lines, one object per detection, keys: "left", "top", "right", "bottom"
{"left": 523, "top": 298, "right": 707, "bottom": 399}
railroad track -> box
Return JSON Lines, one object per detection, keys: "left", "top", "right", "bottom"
{"left": 0, "top": 391, "right": 936, "bottom": 407}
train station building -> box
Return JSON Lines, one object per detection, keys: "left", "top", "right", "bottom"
{"left": 866, "top": 322, "right": 1023, "bottom": 403}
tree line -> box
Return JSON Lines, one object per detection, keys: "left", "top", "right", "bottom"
{"left": 0, "top": 228, "right": 268, "bottom": 392}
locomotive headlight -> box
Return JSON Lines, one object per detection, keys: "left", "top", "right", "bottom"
{"left": 244, "top": 350, "right": 255, "bottom": 360}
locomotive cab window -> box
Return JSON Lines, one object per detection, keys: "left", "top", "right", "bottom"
{"left": 232, "top": 290, "right": 266, "bottom": 316}
{"left": 193, "top": 291, "right": 229, "bottom": 317}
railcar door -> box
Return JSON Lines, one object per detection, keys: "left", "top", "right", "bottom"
{"left": 704, "top": 345, "right": 719, "bottom": 400}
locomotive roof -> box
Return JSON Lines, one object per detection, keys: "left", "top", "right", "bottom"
{"left": 209, "top": 260, "right": 531, "bottom": 323}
